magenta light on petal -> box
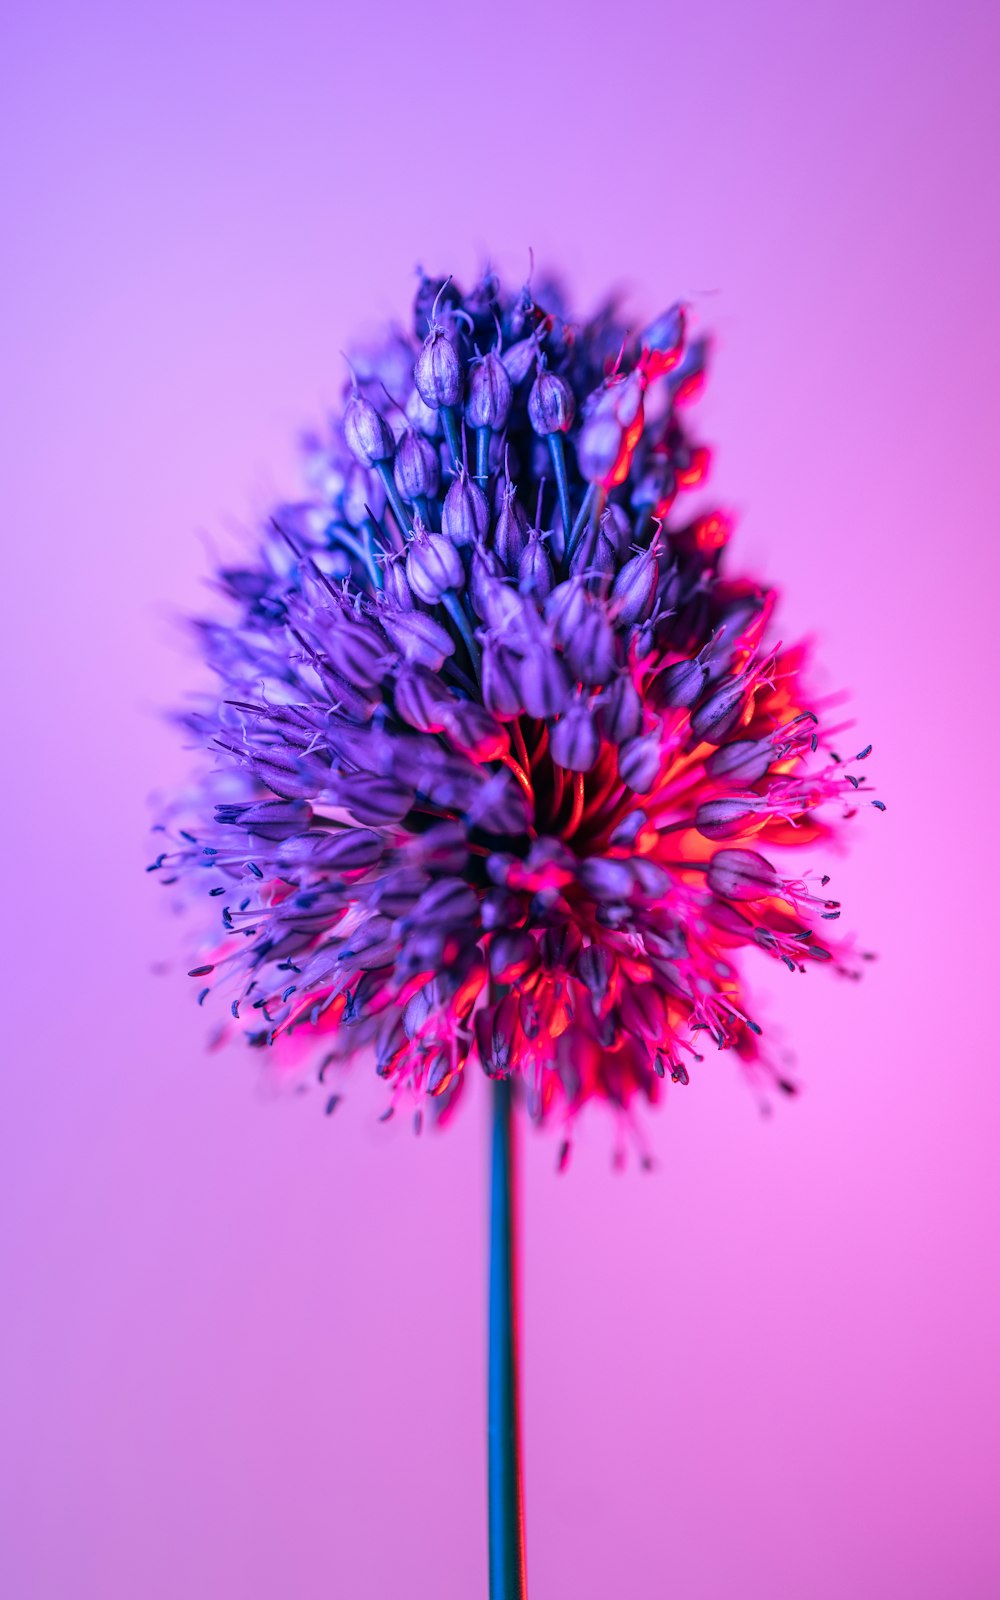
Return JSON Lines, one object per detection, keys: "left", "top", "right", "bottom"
{"left": 156, "top": 262, "right": 879, "bottom": 1151}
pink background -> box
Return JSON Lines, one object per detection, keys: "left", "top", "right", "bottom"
{"left": 3, "top": 1, "right": 999, "bottom": 1595}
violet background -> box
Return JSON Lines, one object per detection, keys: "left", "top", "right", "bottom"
{"left": 3, "top": 1, "right": 999, "bottom": 1595}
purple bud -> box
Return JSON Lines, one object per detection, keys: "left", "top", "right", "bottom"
{"left": 394, "top": 666, "right": 448, "bottom": 731}
{"left": 518, "top": 636, "right": 571, "bottom": 719}
{"left": 495, "top": 481, "right": 530, "bottom": 568}
{"left": 528, "top": 367, "right": 576, "bottom": 435}
{"left": 481, "top": 887, "right": 521, "bottom": 930}
{"left": 393, "top": 429, "right": 440, "bottom": 501}
{"left": 601, "top": 503, "right": 632, "bottom": 558}
{"left": 517, "top": 530, "right": 554, "bottom": 599}
{"left": 544, "top": 578, "right": 588, "bottom": 648}
{"left": 323, "top": 618, "right": 387, "bottom": 686}
{"left": 439, "top": 699, "right": 507, "bottom": 761}
{"left": 465, "top": 351, "right": 513, "bottom": 431}
{"left": 689, "top": 675, "right": 748, "bottom": 745}
{"left": 576, "top": 405, "right": 622, "bottom": 483}
{"left": 405, "top": 386, "right": 441, "bottom": 438}
{"left": 541, "top": 921, "right": 583, "bottom": 968}
{"left": 343, "top": 392, "right": 395, "bottom": 467}
{"left": 380, "top": 609, "right": 455, "bottom": 670}
{"left": 335, "top": 774, "right": 415, "bottom": 827}
{"left": 482, "top": 638, "right": 525, "bottom": 720}
{"left": 596, "top": 675, "right": 643, "bottom": 744}
{"left": 501, "top": 336, "right": 539, "bottom": 385}
{"left": 705, "top": 737, "right": 774, "bottom": 784}
{"left": 655, "top": 656, "right": 707, "bottom": 709}
{"left": 468, "top": 543, "right": 502, "bottom": 620}
{"left": 405, "top": 527, "right": 464, "bottom": 603}
{"left": 610, "top": 546, "right": 659, "bottom": 625}
{"left": 695, "top": 796, "right": 760, "bottom": 839}
{"left": 276, "top": 828, "right": 384, "bottom": 871}
{"left": 569, "top": 517, "right": 617, "bottom": 586}
{"left": 550, "top": 696, "right": 600, "bottom": 772}
{"left": 618, "top": 730, "right": 661, "bottom": 793}
{"left": 475, "top": 997, "right": 517, "bottom": 1078}
{"left": 489, "top": 929, "right": 540, "bottom": 983}
{"left": 382, "top": 553, "right": 414, "bottom": 610}
{"left": 464, "top": 769, "right": 531, "bottom": 835}
{"left": 642, "top": 303, "right": 686, "bottom": 371}
{"left": 414, "top": 328, "right": 464, "bottom": 409}
{"left": 578, "top": 857, "right": 634, "bottom": 902}
{"left": 408, "top": 876, "right": 479, "bottom": 928}
{"left": 442, "top": 469, "right": 489, "bottom": 546}
{"left": 405, "top": 820, "right": 469, "bottom": 874}
{"left": 576, "top": 943, "right": 612, "bottom": 1001}
{"left": 215, "top": 799, "right": 313, "bottom": 841}
{"left": 563, "top": 603, "right": 616, "bottom": 687}
{"left": 609, "top": 808, "right": 645, "bottom": 847}
{"left": 707, "top": 848, "right": 780, "bottom": 902}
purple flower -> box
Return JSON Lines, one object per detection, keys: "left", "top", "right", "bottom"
{"left": 159, "top": 262, "right": 876, "bottom": 1155}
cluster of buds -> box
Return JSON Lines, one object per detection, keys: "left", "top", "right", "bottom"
{"left": 156, "top": 264, "right": 878, "bottom": 1162}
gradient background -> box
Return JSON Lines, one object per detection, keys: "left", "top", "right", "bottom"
{"left": 3, "top": 2, "right": 999, "bottom": 1596}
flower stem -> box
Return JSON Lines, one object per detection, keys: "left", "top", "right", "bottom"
{"left": 488, "top": 1076, "right": 526, "bottom": 1600}
{"left": 547, "top": 434, "right": 573, "bottom": 557}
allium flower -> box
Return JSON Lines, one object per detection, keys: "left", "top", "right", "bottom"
{"left": 155, "top": 265, "right": 880, "bottom": 1160}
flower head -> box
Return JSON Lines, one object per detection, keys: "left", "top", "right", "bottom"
{"left": 155, "top": 264, "right": 878, "bottom": 1160}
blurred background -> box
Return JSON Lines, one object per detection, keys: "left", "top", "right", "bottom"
{"left": 2, "top": 1, "right": 998, "bottom": 1595}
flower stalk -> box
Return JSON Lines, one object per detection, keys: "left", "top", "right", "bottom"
{"left": 488, "top": 1075, "right": 526, "bottom": 1600}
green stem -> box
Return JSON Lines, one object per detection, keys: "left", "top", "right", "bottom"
{"left": 442, "top": 406, "right": 464, "bottom": 470}
{"left": 374, "top": 462, "right": 411, "bottom": 545}
{"left": 441, "top": 590, "right": 482, "bottom": 680}
{"left": 488, "top": 1076, "right": 526, "bottom": 1600}
{"left": 476, "top": 426, "right": 491, "bottom": 484}
{"left": 547, "top": 434, "right": 573, "bottom": 559}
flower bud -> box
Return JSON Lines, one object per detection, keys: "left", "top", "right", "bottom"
{"left": 465, "top": 350, "right": 513, "bottom": 431}
{"left": 489, "top": 929, "right": 540, "bottom": 984}
{"left": 323, "top": 617, "right": 387, "bottom": 687}
{"left": 544, "top": 578, "right": 588, "bottom": 648}
{"left": 482, "top": 638, "right": 525, "bottom": 720}
{"left": 705, "top": 737, "right": 773, "bottom": 784}
{"left": 642, "top": 303, "right": 686, "bottom": 378}
{"left": 335, "top": 774, "right": 415, "bottom": 827}
{"left": 576, "top": 943, "right": 612, "bottom": 1002}
{"left": 610, "top": 546, "right": 659, "bottom": 626}
{"left": 276, "top": 828, "right": 384, "bottom": 871}
{"left": 706, "top": 848, "right": 779, "bottom": 902}
{"left": 541, "top": 921, "right": 583, "bottom": 969}
{"left": 475, "top": 996, "right": 519, "bottom": 1078}
{"left": 596, "top": 674, "right": 642, "bottom": 744}
{"left": 382, "top": 552, "right": 414, "bottom": 610}
{"left": 442, "top": 469, "right": 489, "bottom": 546}
{"left": 517, "top": 530, "right": 554, "bottom": 600}
{"left": 601, "top": 503, "right": 632, "bottom": 559}
{"left": 654, "top": 656, "right": 707, "bottom": 709}
{"left": 576, "top": 405, "right": 622, "bottom": 483}
{"left": 501, "top": 336, "right": 538, "bottom": 385}
{"left": 393, "top": 429, "right": 440, "bottom": 501}
{"left": 405, "top": 386, "right": 441, "bottom": 438}
{"left": 494, "top": 481, "right": 530, "bottom": 568}
{"left": 414, "top": 327, "right": 464, "bottom": 409}
{"left": 563, "top": 602, "right": 616, "bottom": 687}
{"left": 439, "top": 699, "right": 507, "bottom": 762}
{"left": 518, "top": 636, "right": 571, "bottom": 719}
{"left": 689, "top": 675, "right": 748, "bottom": 745}
{"left": 480, "top": 887, "right": 521, "bottom": 930}
{"left": 528, "top": 367, "right": 576, "bottom": 435}
{"left": 405, "top": 527, "right": 464, "bottom": 603}
{"left": 569, "top": 516, "right": 617, "bottom": 586}
{"left": 550, "top": 696, "right": 600, "bottom": 772}
{"left": 380, "top": 608, "right": 455, "bottom": 670}
{"left": 394, "top": 666, "right": 448, "bottom": 732}
{"left": 618, "top": 730, "right": 661, "bottom": 793}
{"left": 215, "top": 798, "right": 313, "bottom": 841}
{"left": 343, "top": 392, "right": 395, "bottom": 467}
{"left": 695, "top": 796, "right": 760, "bottom": 839}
